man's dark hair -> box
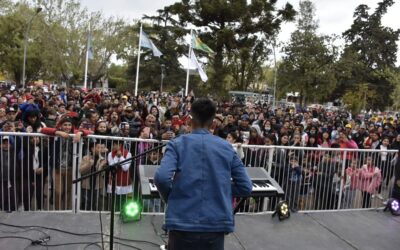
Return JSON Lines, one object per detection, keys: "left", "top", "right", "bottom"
{"left": 191, "top": 98, "right": 216, "bottom": 127}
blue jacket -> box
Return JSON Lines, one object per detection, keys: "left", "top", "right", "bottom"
{"left": 154, "top": 128, "right": 252, "bottom": 233}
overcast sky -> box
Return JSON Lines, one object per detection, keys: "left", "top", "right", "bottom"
{"left": 79, "top": 0, "right": 400, "bottom": 63}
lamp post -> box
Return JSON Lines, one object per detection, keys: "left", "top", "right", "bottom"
{"left": 160, "top": 64, "right": 165, "bottom": 93}
{"left": 272, "top": 39, "right": 277, "bottom": 111}
{"left": 21, "top": 7, "right": 42, "bottom": 88}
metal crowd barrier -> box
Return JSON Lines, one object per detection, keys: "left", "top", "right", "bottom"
{"left": 1, "top": 132, "right": 398, "bottom": 214}
{"left": 240, "top": 145, "right": 398, "bottom": 213}
{"left": 0, "top": 132, "right": 80, "bottom": 213}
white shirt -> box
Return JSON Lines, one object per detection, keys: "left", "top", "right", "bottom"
{"left": 107, "top": 151, "right": 133, "bottom": 194}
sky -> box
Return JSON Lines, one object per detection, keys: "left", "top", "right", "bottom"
{"left": 79, "top": 0, "right": 400, "bottom": 64}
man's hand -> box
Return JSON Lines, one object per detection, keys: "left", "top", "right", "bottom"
{"left": 34, "top": 168, "right": 43, "bottom": 175}
{"left": 73, "top": 132, "right": 82, "bottom": 143}
{"left": 56, "top": 131, "right": 70, "bottom": 139}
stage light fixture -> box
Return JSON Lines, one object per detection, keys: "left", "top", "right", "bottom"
{"left": 385, "top": 198, "right": 400, "bottom": 216}
{"left": 121, "top": 200, "right": 142, "bottom": 222}
{"left": 272, "top": 200, "right": 290, "bottom": 221}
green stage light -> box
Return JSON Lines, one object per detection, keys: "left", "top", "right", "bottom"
{"left": 121, "top": 200, "right": 141, "bottom": 222}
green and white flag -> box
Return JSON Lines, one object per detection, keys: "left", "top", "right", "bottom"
{"left": 191, "top": 33, "right": 214, "bottom": 54}
{"left": 190, "top": 50, "right": 208, "bottom": 82}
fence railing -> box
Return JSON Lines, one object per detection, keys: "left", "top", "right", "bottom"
{"left": 0, "top": 132, "right": 397, "bottom": 214}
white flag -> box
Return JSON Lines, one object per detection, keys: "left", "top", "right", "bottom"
{"left": 140, "top": 31, "right": 163, "bottom": 57}
{"left": 87, "top": 31, "right": 94, "bottom": 60}
{"left": 190, "top": 50, "right": 208, "bottom": 82}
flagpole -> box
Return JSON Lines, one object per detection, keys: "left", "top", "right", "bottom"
{"left": 84, "top": 21, "right": 90, "bottom": 90}
{"left": 185, "top": 29, "right": 193, "bottom": 97}
{"left": 135, "top": 23, "right": 143, "bottom": 97}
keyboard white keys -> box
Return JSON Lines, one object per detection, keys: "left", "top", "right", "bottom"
{"left": 149, "top": 179, "right": 158, "bottom": 192}
{"left": 252, "top": 181, "right": 277, "bottom": 193}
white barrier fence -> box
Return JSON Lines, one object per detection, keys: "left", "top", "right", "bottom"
{"left": 0, "top": 132, "right": 397, "bottom": 214}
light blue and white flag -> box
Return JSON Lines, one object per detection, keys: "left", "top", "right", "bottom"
{"left": 87, "top": 32, "right": 94, "bottom": 60}
{"left": 140, "top": 31, "right": 163, "bottom": 57}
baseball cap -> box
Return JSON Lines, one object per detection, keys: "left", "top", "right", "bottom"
{"left": 360, "top": 124, "right": 366, "bottom": 129}
{"left": 241, "top": 114, "right": 250, "bottom": 121}
{"left": 345, "top": 124, "right": 352, "bottom": 129}
{"left": 124, "top": 106, "right": 133, "bottom": 111}
{"left": 26, "top": 94, "right": 34, "bottom": 100}
{"left": 2, "top": 136, "right": 10, "bottom": 141}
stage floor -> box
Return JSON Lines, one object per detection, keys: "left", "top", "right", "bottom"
{"left": 0, "top": 210, "right": 399, "bottom": 250}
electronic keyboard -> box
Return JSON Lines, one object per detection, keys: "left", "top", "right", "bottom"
{"left": 139, "top": 165, "right": 284, "bottom": 198}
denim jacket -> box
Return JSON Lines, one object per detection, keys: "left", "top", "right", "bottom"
{"left": 155, "top": 128, "right": 252, "bottom": 233}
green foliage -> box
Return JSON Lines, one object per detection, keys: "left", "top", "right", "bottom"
{"left": 341, "top": 0, "right": 400, "bottom": 109}
{"left": 108, "top": 63, "right": 128, "bottom": 89}
{"left": 390, "top": 70, "right": 400, "bottom": 110}
{"left": 342, "top": 83, "right": 377, "bottom": 114}
{"left": 278, "top": 0, "right": 337, "bottom": 106}
{"left": 0, "top": 3, "right": 45, "bottom": 84}
{"left": 36, "top": 0, "right": 131, "bottom": 86}
{"left": 0, "top": 0, "right": 131, "bottom": 87}
{"left": 167, "top": 0, "right": 295, "bottom": 95}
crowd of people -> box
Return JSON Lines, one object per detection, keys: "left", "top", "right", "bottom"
{"left": 0, "top": 84, "right": 399, "bottom": 212}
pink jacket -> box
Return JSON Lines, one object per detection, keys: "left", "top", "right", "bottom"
{"left": 346, "top": 167, "right": 360, "bottom": 190}
{"left": 358, "top": 165, "right": 382, "bottom": 194}
{"left": 339, "top": 140, "right": 358, "bottom": 160}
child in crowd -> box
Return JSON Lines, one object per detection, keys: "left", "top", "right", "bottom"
{"left": 359, "top": 156, "right": 382, "bottom": 208}
{"left": 286, "top": 157, "right": 302, "bottom": 212}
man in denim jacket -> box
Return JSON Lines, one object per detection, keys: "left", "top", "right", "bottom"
{"left": 155, "top": 98, "right": 252, "bottom": 250}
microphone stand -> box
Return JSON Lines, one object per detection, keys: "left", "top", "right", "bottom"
{"left": 73, "top": 142, "right": 167, "bottom": 250}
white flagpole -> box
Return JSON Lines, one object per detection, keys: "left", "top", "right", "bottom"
{"left": 185, "top": 29, "right": 193, "bottom": 97}
{"left": 135, "top": 23, "right": 143, "bottom": 97}
{"left": 84, "top": 21, "right": 90, "bottom": 90}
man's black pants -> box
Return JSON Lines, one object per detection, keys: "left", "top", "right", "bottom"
{"left": 168, "top": 230, "right": 225, "bottom": 250}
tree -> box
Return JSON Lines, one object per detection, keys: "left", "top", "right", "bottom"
{"left": 278, "top": 0, "right": 337, "bottom": 106}
{"left": 341, "top": 0, "right": 400, "bottom": 109}
{"left": 0, "top": 0, "right": 132, "bottom": 87}
{"left": 0, "top": 2, "right": 48, "bottom": 85}
{"left": 167, "top": 0, "right": 295, "bottom": 95}
{"left": 35, "top": 0, "right": 131, "bottom": 86}
{"left": 388, "top": 69, "right": 400, "bottom": 110}
{"left": 0, "top": 0, "right": 12, "bottom": 14}
{"left": 108, "top": 63, "right": 128, "bottom": 89}
{"left": 342, "top": 83, "right": 377, "bottom": 114}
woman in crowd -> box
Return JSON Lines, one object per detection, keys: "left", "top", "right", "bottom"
{"left": 359, "top": 156, "right": 382, "bottom": 208}
{"left": 94, "top": 121, "right": 111, "bottom": 137}
{"left": 80, "top": 142, "right": 108, "bottom": 211}
{"left": 320, "top": 131, "right": 332, "bottom": 148}
{"left": 21, "top": 136, "right": 49, "bottom": 210}
{"left": 342, "top": 160, "right": 360, "bottom": 209}
{"left": 149, "top": 105, "right": 161, "bottom": 130}
{"left": 41, "top": 116, "right": 92, "bottom": 210}
{"left": 226, "top": 131, "right": 244, "bottom": 160}
{"left": 108, "top": 111, "right": 121, "bottom": 136}
{"left": 244, "top": 125, "right": 264, "bottom": 167}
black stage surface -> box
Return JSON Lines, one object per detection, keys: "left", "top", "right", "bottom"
{"left": 0, "top": 210, "right": 399, "bottom": 250}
